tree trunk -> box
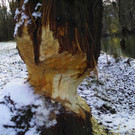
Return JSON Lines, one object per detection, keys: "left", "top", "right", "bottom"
{"left": 15, "top": 0, "right": 103, "bottom": 134}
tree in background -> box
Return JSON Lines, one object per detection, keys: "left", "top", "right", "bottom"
{"left": 0, "top": 0, "right": 135, "bottom": 41}
{"left": 117, "top": 0, "right": 135, "bottom": 33}
{"left": 0, "top": 0, "right": 17, "bottom": 41}
{"left": 102, "top": 0, "right": 135, "bottom": 36}
{"left": 102, "top": 0, "right": 120, "bottom": 36}
{"left": 0, "top": 1, "right": 8, "bottom": 41}
{"left": 8, "top": 0, "right": 18, "bottom": 40}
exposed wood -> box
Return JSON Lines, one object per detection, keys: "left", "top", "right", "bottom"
{"left": 16, "top": 0, "right": 103, "bottom": 125}
{"left": 17, "top": 26, "right": 91, "bottom": 118}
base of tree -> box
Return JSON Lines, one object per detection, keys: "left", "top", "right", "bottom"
{"left": 0, "top": 80, "right": 93, "bottom": 135}
{"left": 1, "top": 95, "right": 93, "bottom": 135}
{"left": 39, "top": 105, "right": 93, "bottom": 135}
{"left": 0, "top": 79, "right": 111, "bottom": 135}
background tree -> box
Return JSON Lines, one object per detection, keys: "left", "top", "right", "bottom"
{"left": 102, "top": 0, "right": 120, "bottom": 36}
{"left": 117, "top": 0, "right": 135, "bottom": 33}
{"left": 0, "top": 0, "right": 17, "bottom": 41}
{"left": 0, "top": 1, "right": 8, "bottom": 41}
{"left": 8, "top": 0, "right": 18, "bottom": 40}
{"left": 102, "top": 0, "right": 135, "bottom": 36}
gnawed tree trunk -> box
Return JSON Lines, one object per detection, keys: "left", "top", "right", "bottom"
{"left": 15, "top": 0, "right": 103, "bottom": 134}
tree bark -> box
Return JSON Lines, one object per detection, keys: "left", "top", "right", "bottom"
{"left": 39, "top": 105, "right": 93, "bottom": 135}
{"left": 15, "top": 0, "right": 103, "bottom": 134}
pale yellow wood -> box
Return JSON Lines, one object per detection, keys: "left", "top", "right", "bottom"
{"left": 17, "top": 23, "right": 93, "bottom": 119}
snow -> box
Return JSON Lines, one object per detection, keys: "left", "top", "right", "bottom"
{"left": 32, "top": 3, "right": 42, "bottom": 19}
{"left": 0, "top": 42, "right": 135, "bottom": 134}
{"left": 1, "top": 79, "right": 37, "bottom": 106}
{"left": 0, "top": 79, "right": 61, "bottom": 134}
{"left": 25, "top": 128, "right": 39, "bottom": 135}
{"left": 14, "top": 8, "right": 20, "bottom": 20}
{"left": 14, "top": 12, "right": 30, "bottom": 36}
{"left": 32, "top": 12, "right": 42, "bottom": 19}
{"left": 14, "top": 1, "right": 42, "bottom": 36}
{"left": 35, "top": 3, "right": 42, "bottom": 10}
{"left": 0, "top": 42, "right": 61, "bottom": 134}
{"left": 14, "top": 0, "right": 31, "bottom": 36}
{"left": 32, "top": 2, "right": 42, "bottom": 19}
{"left": 0, "top": 42, "right": 27, "bottom": 89}
{"left": 0, "top": 104, "right": 13, "bottom": 125}
{"left": 78, "top": 52, "right": 135, "bottom": 134}
{"left": 22, "top": 0, "right": 29, "bottom": 10}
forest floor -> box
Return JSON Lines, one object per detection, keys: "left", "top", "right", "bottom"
{"left": 0, "top": 42, "right": 135, "bottom": 135}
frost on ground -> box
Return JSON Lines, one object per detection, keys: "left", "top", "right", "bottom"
{"left": 0, "top": 42, "right": 27, "bottom": 89}
{"left": 0, "top": 42, "right": 135, "bottom": 134}
{"left": 0, "top": 79, "right": 61, "bottom": 135}
{"left": 0, "top": 42, "right": 61, "bottom": 135}
{"left": 78, "top": 53, "right": 135, "bottom": 134}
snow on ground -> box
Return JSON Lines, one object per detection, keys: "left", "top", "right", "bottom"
{"left": 78, "top": 53, "right": 135, "bottom": 134}
{"left": 0, "top": 79, "right": 61, "bottom": 135}
{"left": 0, "top": 42, "right": 27, "bottom": 89}
{"left": 0, "top": 42, "right": 61, "bottom": 135}
{"left": 0, "top": 42, "right": 135, "bottom": 134}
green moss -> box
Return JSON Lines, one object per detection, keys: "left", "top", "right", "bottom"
{"left": 91, "top": 117, "right": 116, "bottom": 135}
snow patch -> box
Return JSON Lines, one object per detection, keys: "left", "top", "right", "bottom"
{"left": 32, "top": 12, "right": 42, "bottom": 19}
{"left": 0, "top": 79, "right": 61, "bottom": 134}
{"left": 35, "top": 3, "right": 42, "bottom": 10}
{"left": 1, "top": 79, "right": 36, "bottom": 106}
{"left": 14, "top": 0, "right": 31, "bottom": 36}
{"left": 14, "top": 12, "right": 30, "bottom": 36}
{"left": 14, "top": 8, "right": 20, "bottom": 20}
{"left": 14, "top": 1, "right": 43, "bottom": 36}
{"left": 22, "top": 0, "right": 29, "bottom": 10}
{"left": 0, "top": 42, "right": 27, "bottom": 89}
{"left": 78, "top": 52, "right": 135, "bottom": 134}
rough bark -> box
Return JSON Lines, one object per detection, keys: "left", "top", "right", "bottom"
{"left": 1, "top": 93, "right": 93, "bottom": 135}
{"left": 15, "top": 0, "right": 103, "bottom": 134}
{"left": 39, "top": 106, "right": 93, "bottom": 135}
